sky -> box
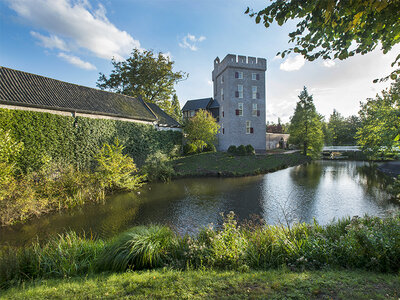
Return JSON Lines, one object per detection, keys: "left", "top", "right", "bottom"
{"left": 1, "top": 0, "right": 399, "bottom": 123}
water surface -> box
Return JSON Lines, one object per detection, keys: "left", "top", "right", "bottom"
{"left": 0, "top": 161, "right": 397, "bottom": 246}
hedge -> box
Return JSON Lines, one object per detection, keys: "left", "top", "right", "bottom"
{"left": 0, "top": 108, "right": 182, "bottom": 172}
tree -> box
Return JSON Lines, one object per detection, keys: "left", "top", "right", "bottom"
{"left": 97, "top": 49, "right": 187, "bottom": 115}
{"left": 184, "top": 110, "right": 220, "bottom": 150}
{"left": 356, "top": 79, "right": 400, "bottom": 158}
{"left": 246, "top": 0, "right": 400, "bottom": 81}
{"left": 171, "top": 94, "right": 182, "bottom": 123}
{"left": 288, "top": 87, "right": 324, "bottom": 157}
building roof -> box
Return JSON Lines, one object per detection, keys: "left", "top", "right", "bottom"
{"left": 182, "top": 97, "right": 213, "bottom": 111}
{"left": 208, "top": 99, "right": 220, "bottom": 109}
{"left": 145, "top": 102, "right": 181, "bottom": 127}
{"left": 0, "top": 66, "right": 179, "bottom": 126}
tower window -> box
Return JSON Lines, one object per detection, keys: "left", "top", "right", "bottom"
{"left": 252, "top": 103, "right": 258, "bottom": 116}
{"left": 235, "top": 71, "right": 243, "bottom": 79}
{"left": 238, "top": 103, "right": 243, "bottom": 116}
{"left": 252, "top": 86, "right": 257, "bottom": 99}
{"left": 221, "top": 88, "right": 224, "bottom": 100}
{"left": 236, "top": 85, "right": 243, "bottom": 98}
{"left": 246, "top": 121, "right": 251, "bottom": 134}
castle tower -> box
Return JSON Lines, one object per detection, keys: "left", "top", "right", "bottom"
{"left": 212, "top": 54, "right": 267, "bottom": 151}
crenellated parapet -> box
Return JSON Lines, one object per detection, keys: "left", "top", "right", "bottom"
{"left": 212, "top": 54, "right": 266, "bottom": 81}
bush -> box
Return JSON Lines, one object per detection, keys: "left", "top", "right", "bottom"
{"left": 183, "top": 143, "right": 198, "bottom": 156}
{"left": 236, "top": 145, "right": 247, "bottom": 156}
{"left": 95, "top": 140, "right": 145, "bottom": 192}
{"left": 143, "top": 151, "right": 175, "bottom": 182}
{"left": 98, "top": 226, "right": 179, "bottom": 271}
{"left": 245, "top": 144, "right": 255, "bottom": 155}
{"left": 227, "top": 145, "right": 237, "bottom": 154}
{"left": 203, "top": 143, "right": 216, "bottom": 153}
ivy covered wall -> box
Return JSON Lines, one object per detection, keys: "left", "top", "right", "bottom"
{"left": 0, "top": 108, "right": 182, "bottom": 172}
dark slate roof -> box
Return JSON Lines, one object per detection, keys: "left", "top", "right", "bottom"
{"left": 182, "top": 97, "right": 213, "bottom": 111}
{"left": 0, "top": 66, "right": 157, "bottom": 122}
{"left": 145, "top": 102, "right": 181, "bottom": 127}
{"left": 208, "top": 99, "right": 220, "bottom": 109}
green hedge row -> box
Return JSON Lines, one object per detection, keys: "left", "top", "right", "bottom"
{"left": 0, "top": 108, "right": 182, "bottom": 172}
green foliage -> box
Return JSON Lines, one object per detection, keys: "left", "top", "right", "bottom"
{"left": 171, "top": 94, "right": 183, "bottom": 123}
{"left": 95, "top": 140, "right": 144, "bottom": 191}
{"left": 183, "top": 143, "right": 198, "bottom": 156}
{"left": 97, "top": 49, "right": 187, "bottom": 116}
{"left": 98, "top": 226, "right": 179, "bottom": 271}
{"left": 0, "top": 128, "right": 23, "bottom": 182}
{"left": 356, "top": 79, "right": 400, "bottom": 159}
{"left": 0, "top": 108, "right": 182, "bottom": 172}
{"left": 288, "top": 87, "right": 324, "bottom": 158}
{"left": 0, "top": 232, "right": 104, "bottom": 288}
{"left": 246, "top": 0, "right": 400, "bottom": 81}
{"left": 203, "top": 143, "right": 216, "bottom": 153}
{"left": 184, "top": 110, "right": 219, "bottom": 151}
{"left": 387, "top": 175, "right": 400, "bottom": 200}
{"left": 143, "top": 151, "right": 175, "bottom": 182}
{"left": 245, "top": 144, "right": 255, "bottom": 155}
{"left": 1, "top": 214, "right": 400, "bottom": 289}
{"left": 326, "top": 110, "right": 361, "bottom": 146}
{"left": 236, "top": 145, "right": 247, "bottom": 156}
{"left": 227, "top": 145, "right": 237, "bottom": 154}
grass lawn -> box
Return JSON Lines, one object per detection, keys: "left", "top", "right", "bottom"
{"left": 172, "top": 151, "right": 310, "bottom": 178}
{"left": 1, "top": 269, "right": 399, "bottom": 299}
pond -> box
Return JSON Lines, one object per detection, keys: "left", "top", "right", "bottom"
{"left": 0, "top": 160, "right": 398, "bottom": 246}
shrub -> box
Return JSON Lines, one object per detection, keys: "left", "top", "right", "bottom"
{"left": 95, "top": 140, "right": 145, "bottom": 192}
{"left": 203, "top": 143, "right": 216, "bottom": 153}
{"left": 98, "top": 226, "right": 179, "bottom": 271}
{"left": 245, "top": 144, "right": 255, "bottom": 155}
{"left": 183, "top": 143, "right": 197, "bottom": 156}
{"left": 227, "top": 145, "right": 237, "bottom": 154}
{"left": 236, "top": 145, "right": 247, "bottom": 156}
{"left": 143, "top": 151, "right": 175, "bottom": 182}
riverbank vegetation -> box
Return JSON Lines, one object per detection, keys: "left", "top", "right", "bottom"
{"left": 173, "top": 151, "right": 310, "bottom": 178}
{"left": 1, "top": 213, "right": 399, "bottom": 293}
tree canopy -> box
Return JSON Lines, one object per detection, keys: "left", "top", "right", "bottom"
{"left": 97, "top": 49, "right": 187, "bottom": 115}
{"left": 171, "top": 94, "right": 183, "bottom": 123}
{"left": 288, "top": 87, "right": 324, "bottom": 157}
{"left": 246, "top": 0, "right": 400, "bottom": 81}
{"left": 326, "top": 110, "right": 361, "bottom": 146}
{"left": 184, "top": 110, "right": 220, "bottom": 150}
{"left": 356, "top": 79, "right": 400, "bottom": 158}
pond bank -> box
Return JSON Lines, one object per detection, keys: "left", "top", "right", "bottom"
{"left": 172, "top": 152, "right": 311, "bottom": 178}
{"left": 378, "top": 161, "right": 400, "bottom": 176}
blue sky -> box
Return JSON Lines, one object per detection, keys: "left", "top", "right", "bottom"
{"left": 1, "top": 0, "right": 398, "bottom": 122}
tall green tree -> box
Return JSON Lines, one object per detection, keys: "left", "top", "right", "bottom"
{"left": 288, "top": 87, "right": 324, "bottom": 158}
{"left": 246, "top": 0, "right": 400, "bottom": 81}
{"left": 97, "top": 49, "right": 187, "bottom": 115}
{"left": 356, "top": 79, "right": 400, "bottom": 158}
{"left": 171, "top": 94, "right": 182, "bottom": 123}
{"left": 184, "top": 110, "right": 220, "bottom": 150}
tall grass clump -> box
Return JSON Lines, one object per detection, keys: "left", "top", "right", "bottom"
{"left": 0, "top": 232, "right": 103, "bottom": 289}
{"left": 98, "top": 225, "right": 179, "bottom": 271}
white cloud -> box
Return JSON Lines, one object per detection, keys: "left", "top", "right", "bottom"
{"left": 8, "top": 0, "right": 141, "bottom": 61}
{"left": 161, "top": 52, "right": 172, "bottom": 61}
{"left": 179, "top": 33, "right": 206, "bottom": 51}
{"left": 207, "top": 80, "right": 213, "bottom": 86}
{"left": 322, "top": 60, "right": 336, "bottom": 68}
{"left": 279, "top": 54, "right": 305, "bottom": 71}
{"left": 30, "top": 31, "right": 69, "bottom": 51}
{"left": 58, "top": 52, "right": 96, "bottom": 70}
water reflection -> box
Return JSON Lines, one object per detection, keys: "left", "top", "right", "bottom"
{"left": 0, "top": 161, "right": 398, "bottom": 247}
